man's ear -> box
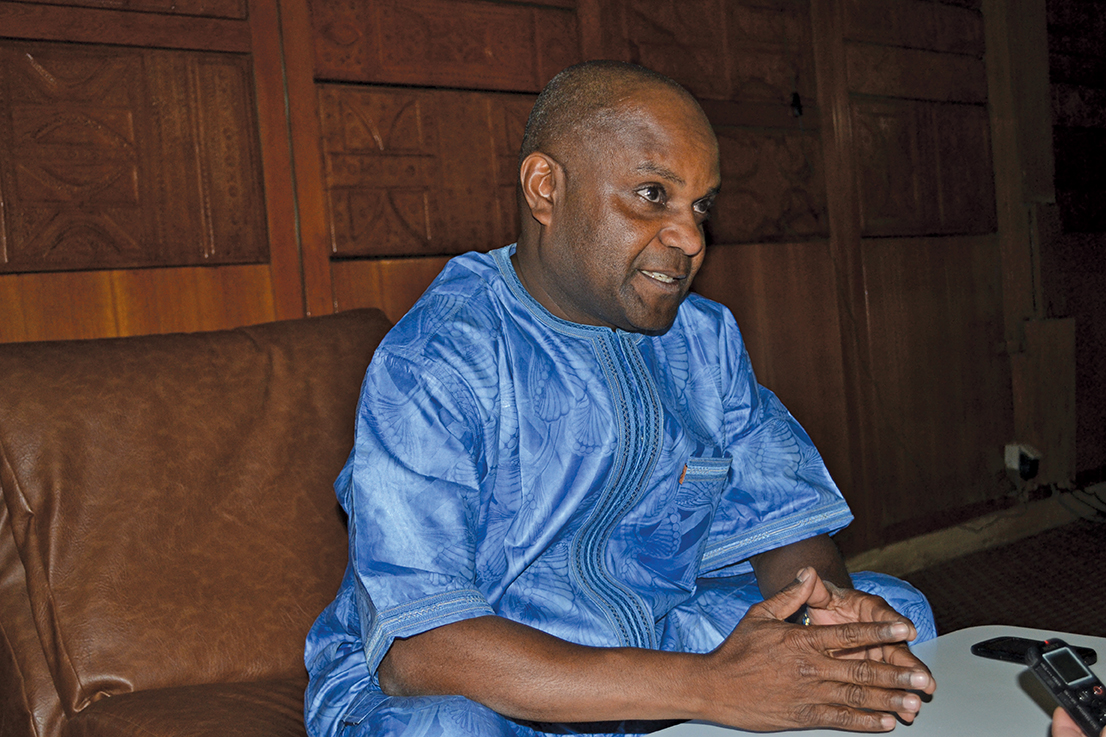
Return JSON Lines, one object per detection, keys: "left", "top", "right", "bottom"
{"left": 519, "top": 152, "right": 560, "bottom": 227}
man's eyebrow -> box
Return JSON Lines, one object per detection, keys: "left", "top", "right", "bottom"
{"left": 635, "top": 163, "right": 720, "bottom": 201}
{"left": 635, "top": 161, "right": 684, "bottom": 185}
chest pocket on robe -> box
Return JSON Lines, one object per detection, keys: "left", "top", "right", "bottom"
{"left": 634, "top": 456, "right": 732, "bottom": 596}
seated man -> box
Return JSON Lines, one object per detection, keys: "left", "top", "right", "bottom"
{"left": 304, "top": 60, "right": 937, "bottom": 737}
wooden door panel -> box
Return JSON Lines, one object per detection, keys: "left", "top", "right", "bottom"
{"left": 844, "top": 0, "right": 984, "bottom": 55}
{"left": 0, "top": 271, "right": 116, "bottom": 342}
{"left": 7, "top": 0, "right": 247, "bottom": 18}
{"left": 846, "top": 43, "right": 987, "bottom": 103}
{"left": 860, "top": 234, "right": 1011, "bottom": 530}
{"left": 724, "top": 0, "right": 819, "bottom": 103}
{"left": 930, "top": 102, "right": 996, "bottom": 233}
{"left": 0, "top": 40, "right": 268, "bottom": 273}
{"left": 332, "top": 256, "right": 449, "bottom": 324}
{"left": 0, "top": 265, "right": 276, "bottom": 343}
{"left": 852, "top": 98, "right": 930, "bottom": 235}
{"left": 0, "top": 1, "right": 251, "bottom": 50}
{"left": 318, "top": 85, "right": 532, "bottom": 259}
{"left": 617, "top": 0, "right": 733, "bottom": 100}
{"left": 310, "top": 0, "right": 578, "bottom": 91}
{"left": 853, "top": 98, "right": 995, "bottom": 236}
{"left": 109, "top": 265, "right": 276, "bottom": 336}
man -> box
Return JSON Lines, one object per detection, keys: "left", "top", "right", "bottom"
{"left": 304, "top": 60, "right": 937, "bottom": 737}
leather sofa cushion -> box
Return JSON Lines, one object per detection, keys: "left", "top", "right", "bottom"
{"left": 0, "top": 309, "right": 391, "bottom": 719}
{"left": 62, "top": 679, "right": 309, "bottom": 737}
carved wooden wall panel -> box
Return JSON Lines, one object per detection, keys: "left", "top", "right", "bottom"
{"left": 310, "top": 0, "right": 578, "bottom": 91}
{"left": 0, "top": 40, "right": 268, "bottom": 273}
{"left": 581, "top": 0, "right": 829, "bottom": 246}
{"left": 9, "top": 0, "right": 247, "bottom": 19}
{"left": 318, "top": 84, "right": 532, "bottom": 258}
{"left": 712, "top": 126, "right": 828, "bottom": 242}
{"left": 593, "top": 0, "right": 817, "bottom": 107}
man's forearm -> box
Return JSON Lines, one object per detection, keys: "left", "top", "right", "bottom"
{"left": 750, "top": 533, "right": 851, "bottom": 598}
{"left": 376, "top": 573, "right": 934, "bottom": 732}
{"left": 378, "top": 614, "right": 706, "bottom": 724}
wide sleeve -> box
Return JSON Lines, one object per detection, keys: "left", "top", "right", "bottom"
{"left": 697, "top": 313, "right": 854, "bottom": 576}
{"left": 341, "top": 350, "right": 495, "bottom": 673}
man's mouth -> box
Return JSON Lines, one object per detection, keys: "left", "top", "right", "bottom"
{"left": 639, "top": 269, "right": 682, "bottom": 285}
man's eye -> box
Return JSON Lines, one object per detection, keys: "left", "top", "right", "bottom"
{"left": 639, "top": 185, "right": 665, "bottom": 203}
{"left": 693, "top": 198, "right": 715, "bottom": 216}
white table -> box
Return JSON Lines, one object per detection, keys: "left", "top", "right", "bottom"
{"left": 653, "top": 625, "right": 1106, "bottom": 736}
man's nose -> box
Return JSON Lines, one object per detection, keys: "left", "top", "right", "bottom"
{"left": 660, "top": 212, "right": 705, "bottom": 257}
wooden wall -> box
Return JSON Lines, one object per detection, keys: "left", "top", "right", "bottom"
{"left": 0, "top": 0, "right": 1081, "bottom": 553}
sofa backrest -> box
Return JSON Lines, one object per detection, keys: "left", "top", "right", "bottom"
{"left": 0, "top": 309, "right": 392, "bottom": 732}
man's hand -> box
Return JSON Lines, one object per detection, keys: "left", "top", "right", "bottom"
{"left": 750, "top": 533, "right": 935, "bottom": 713}
{"left": 804, "top": 573, "right": 931, "bottom": 676}
{"left": 697, "top": 568, "right": 935, "bottom": 732}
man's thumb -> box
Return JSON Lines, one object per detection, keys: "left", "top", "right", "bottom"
{"left": 758, "top": 567, "right": 817, "bottom": 621}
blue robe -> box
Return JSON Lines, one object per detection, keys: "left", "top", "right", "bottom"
{"left": 304, "top": 245, "right": 935, "bottom": 736}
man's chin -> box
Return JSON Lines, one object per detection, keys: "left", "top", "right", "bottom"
{"left": 625, "top": 310, "right": 680, "bottom": 336}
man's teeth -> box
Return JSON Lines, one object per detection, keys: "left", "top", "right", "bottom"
{"left": 641, "top": 270, "right": 677, "bottom": 284}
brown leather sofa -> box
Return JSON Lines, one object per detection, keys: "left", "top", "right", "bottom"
{"left": 0, "top": 309, "right": 392, "bottom": 737}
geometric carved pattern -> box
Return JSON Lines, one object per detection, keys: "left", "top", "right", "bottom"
{"left": 608, "top": 0, "right": 816, "bottom": 106}
{"left": 310, "top": 0, "right": 579, "bottom": 92}
{"left": 0, "top": 40, "right": 267, "bottom": 272}
{"left": 318, "top": 84, "right": 533, "bottom": 258}
{"left": 603, "top": 0, "right": 828, "bottom": 244}
{"left": 725, "top": 0, "right": 818, "bottom": 104}
{"left": 712, "top": 127, "right": 828, "bottom": 243}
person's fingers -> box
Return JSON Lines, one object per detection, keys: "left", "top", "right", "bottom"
{"left": 749, "top": 566, "right": 819, "bottom": 621}
{"left": 880, "top": 642, "right": 936, "bottom": 693}
{"left": 789, "top": 702, "right": 899, "bottom": 733}
{"left": 802, "top": 618, "right": 916, "bottom": 656}
{"left": 1052, "top": 706, "right": 1083, "bottom": 737}
{"left": 806, "top": 647, "right": 933, "bottom": 694}
{"left": 798, "top": 568, "right": 834, "bottom": 610}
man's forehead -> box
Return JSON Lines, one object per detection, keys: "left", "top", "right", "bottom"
{"left": 635, "top": 160, "right": 686, "bottom": 185}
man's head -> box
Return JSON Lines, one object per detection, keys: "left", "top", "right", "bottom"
{"left": 513, "top": 61, "right": 720, "bottom": 335}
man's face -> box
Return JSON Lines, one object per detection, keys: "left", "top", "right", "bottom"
{"left": 528, "top": 87, "right": 721, "bottom": 335}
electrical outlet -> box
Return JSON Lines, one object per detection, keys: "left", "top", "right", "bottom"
{"left": 1005, "top": 443, "right": 1041, "bottom": 481}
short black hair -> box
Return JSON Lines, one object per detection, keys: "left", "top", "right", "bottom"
{"left": 518, "top": 60, "right": 693, "bottom": 168}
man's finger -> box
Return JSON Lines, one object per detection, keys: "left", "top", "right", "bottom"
{"left": 822, "top": 668, "right": 924, "bottom": 710}
{"left": 881, "top": 643, "right": 936, "bottom": 693}
{"left": 792, "top": 702, "right": 898, "bottom": 733}
{"left": 750, "top": 566, "right": 819, "bottom": 621}
{"left": 811, "top": 650, "right": 932, "bottom": 693}
{"left": 809, "top": 620, "right": 914, "bottom": 653}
